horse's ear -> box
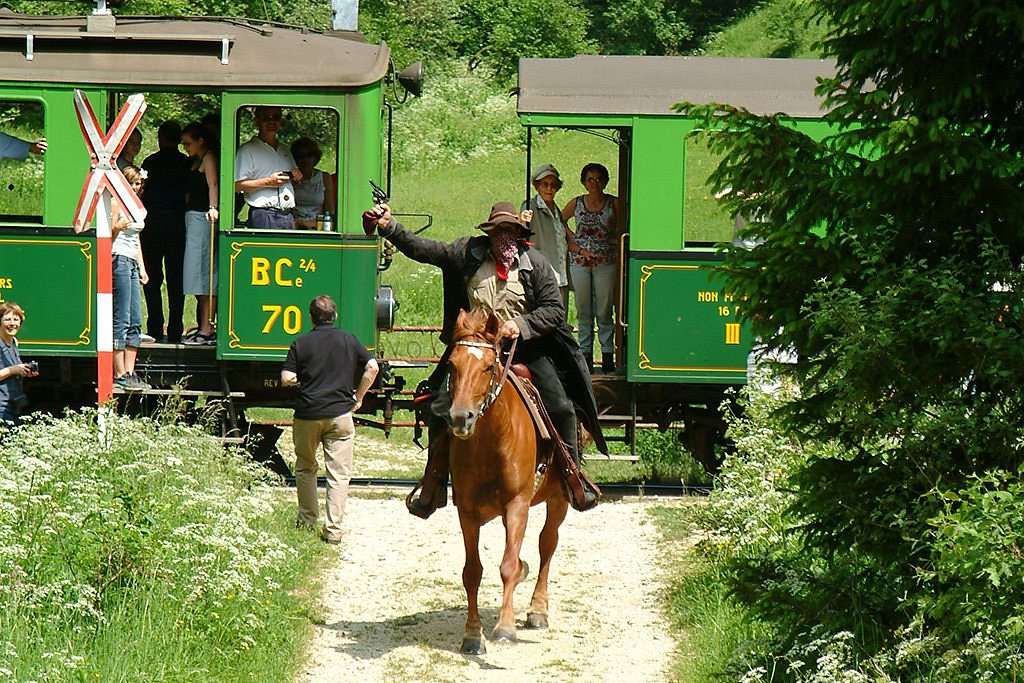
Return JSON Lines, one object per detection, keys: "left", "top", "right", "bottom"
{"left": 484, "top": 312, "right": 501, "bottom": 339}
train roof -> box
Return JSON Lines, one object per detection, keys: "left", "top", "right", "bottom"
{"left": 517, "top": 56, "right": 836, "bottom": 118}
{"left": 0, "top": 9, "right": 390, "bottom": 89}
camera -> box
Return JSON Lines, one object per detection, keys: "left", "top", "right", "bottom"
{"left": 282, "top": 170, "right": 294, "bottom": 179}
{"left": 27, "top": 360, "right": 38, "bottom": 373}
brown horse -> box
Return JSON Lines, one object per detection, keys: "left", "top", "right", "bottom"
{"left": 444, "top": 308, "right": 569, "bottom": 655}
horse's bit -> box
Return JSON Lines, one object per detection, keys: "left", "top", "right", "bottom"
{"left": 452, "top": 336, "right": 518, "bottom": 414}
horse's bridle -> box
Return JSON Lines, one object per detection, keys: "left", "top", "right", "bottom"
{"left": 451, "top": 337, "right": 518, "bottom": 414}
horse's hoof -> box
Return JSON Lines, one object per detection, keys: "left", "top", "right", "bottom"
{"left": 491, "top": 626, "right": 517, "bottom": 643}
{"left": 517, "top": 559, "right": 530, "bottom": 584}
{"left": 525, "top": 612, "right": 548, "bottom": 630}
{"left": 461, "top": 637, "right": 486, "bottom": 655}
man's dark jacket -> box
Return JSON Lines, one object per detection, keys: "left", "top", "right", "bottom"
{"left": 379, "top": 218, "right": 608, "bottom": 454}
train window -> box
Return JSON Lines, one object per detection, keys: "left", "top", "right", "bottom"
{"left": 684, "top": 136, "right": 734, "bottom": 245}
{"left": 0, "top": 100, "right": 45, "bottom": 224}
{"left": 233, "top": 106, "right": 339, "bottom": 230}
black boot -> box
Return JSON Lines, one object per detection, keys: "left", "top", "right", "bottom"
{"left": 554, "top": 414, "right": 598, "bottom": 511}
{"left": 602, "top": 352, "right": 615, "bottom": 374}
{"left": 406, "top": 430, "right": 450, "bottom": 519}
{"left": 571, "top": 440, "right": 597, "bottom": 508}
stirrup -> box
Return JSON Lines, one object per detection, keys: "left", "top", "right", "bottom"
{"left": 561, "top": 471, "right": 600, "bottom": 512}
{"left": 405, "top": 478, "right": 447, "bottom": 519}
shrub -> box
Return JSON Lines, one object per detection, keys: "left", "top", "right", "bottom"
{"left": 691, "top": 376, "right": 1024, "bottom": 681}
{"left": 0, "top": 410, "right": 321, "bottom": 682}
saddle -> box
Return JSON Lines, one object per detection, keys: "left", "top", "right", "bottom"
{"left": 508, "top": 364, "right": 601, "bottom": 512}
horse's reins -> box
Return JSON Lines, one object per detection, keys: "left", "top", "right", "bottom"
{"left": 453, "top": 336, "right": 518, "bottom": 414}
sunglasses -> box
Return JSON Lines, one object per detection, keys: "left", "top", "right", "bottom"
{"left": 258, "top": 113, "right": 283, "bottom": 121}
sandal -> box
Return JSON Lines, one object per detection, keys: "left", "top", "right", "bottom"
{"left": 182, "top": 332, "right": 213, "bottom": 346}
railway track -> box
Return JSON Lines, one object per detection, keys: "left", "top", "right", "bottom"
{"left": 284, "top": 477, "right": 711, "bottom": 497}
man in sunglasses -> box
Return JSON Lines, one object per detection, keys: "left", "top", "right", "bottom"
{"left": 234, "top": 106, "right": 302, "bottom": 229}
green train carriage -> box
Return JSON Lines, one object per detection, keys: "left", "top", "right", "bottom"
{"left": 517, "top": 56, "right": 836, "bottom": 468}
{"left": 0, "top": 9, "right": 405, "bottom": 421}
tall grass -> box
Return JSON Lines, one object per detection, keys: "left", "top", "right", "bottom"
{"left": 0, "top": 410, "right": 326, "bottom": 682}
{"left": 651, "top": 506, "right": 770, "bottom": 682}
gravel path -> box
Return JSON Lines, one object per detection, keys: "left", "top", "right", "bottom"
{"left": 296, "top": 492, "right": 679, "bottom": 682}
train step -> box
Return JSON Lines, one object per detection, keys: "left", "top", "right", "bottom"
{"left": 583, "top": 453, "right": 641, "bottom": 462}
{"left": 211, "top": 436, "right": 247, "bottom": 445}
{"left": 110, "top": 387, "right": 246, "bottom": 398}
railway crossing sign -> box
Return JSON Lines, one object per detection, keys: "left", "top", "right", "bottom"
{"left": 72, "top": 90, "right": 147, "bottom": 233}
{"left": 71, "top": 89, "right": 147, "bottom": 410}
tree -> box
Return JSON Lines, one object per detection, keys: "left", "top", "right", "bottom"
{"left": 581, "top": 0, "right": 760, "bottom": 55}
{"left": 454, "top": 0, "right": 596, "bottom": 82}
{"left": 679, "top": 0, "right": 1024, "bottom": 674}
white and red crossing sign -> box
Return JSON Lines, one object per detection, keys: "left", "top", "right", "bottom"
{"left": 71, "top": 89, "right": 147, "bottom": 406}
{"left": 73, "top": 90, "right": 148, "bottom": 233}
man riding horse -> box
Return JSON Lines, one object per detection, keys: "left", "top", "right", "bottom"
{"left": 368, "top": 201, "right": 606, "bottom": 518}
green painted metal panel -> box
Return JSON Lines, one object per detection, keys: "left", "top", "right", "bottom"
{"left": 630, "top": 118, "right": 691, "bottom": 251}
{"left": 219, "top": 233, "right": 378, "bottom": 361}
{"left": 626, "top": 252, "right": 750, "bottom": 383}
{"left": 339, "top": 85, "right": 384, "bottom": 234}
{"left": 519, "top": 113, "right": 635, "bottom": 127}
{"left": 0, "top": 231, "right": 95, "bottom": 355}
{"left": 0, "top": 86, "right": 105, "bottom": 227}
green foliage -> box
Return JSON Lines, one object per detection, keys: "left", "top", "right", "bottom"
{"left": 652, "top": 504, "right": 770, "bottom": 681}
{"left": 362, "top": 0, "right": 594, "bottom": 83}
{"left": 695, "top": 383, "right": 1024, "bottom": 680}
{"left": 8, "top": 0, "right": 332, "bottom": 27}
{"left": 703, "top": 0, "right": 827, "bottom": 58}
{"left": 582, "top": 0, "right": 761, "bottom": 55}
{"left": 674, "top": 2, "right": 1024, "bottom": 675}
{"left": 359, "top": 0, "right": 464, "bottom": 76}
{"left": 455, "top": 0, "right": 596, "bottom": 82}
{"left": 923, "top": 470, "right": 1024, "bottom": 643}
{"left": 0, "top": 411, "right": 325, "bottom": 682}
{"left": 634, "top": 428, "right": 707, "bottom": 483}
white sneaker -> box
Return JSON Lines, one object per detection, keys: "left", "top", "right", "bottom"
{"left": 140, "top": 333, "right": 156, "bottom": 344}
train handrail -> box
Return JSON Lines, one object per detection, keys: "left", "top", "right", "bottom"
{"left": 617, "top": 231, "right": 629, "bottom": 328}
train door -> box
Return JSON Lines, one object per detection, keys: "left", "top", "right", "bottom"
{"left": 522, "top": 124, "right": 631, "bottom": 372}
{"left": 216, "top": 91, "right": 382, "bottom": 362}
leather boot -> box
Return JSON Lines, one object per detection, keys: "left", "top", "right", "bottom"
{"left": 406, "top": 430, "right": 450, "bottom": 519}
{"left": 566, "top": 441, "right": 598, "bottom": 510}
{"left": 554, "top": 413, "right": 598, "bottom": 511}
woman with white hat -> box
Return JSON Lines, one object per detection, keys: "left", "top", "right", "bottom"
{"left": 520, "top": 164, "right": 591, "bottom": 312}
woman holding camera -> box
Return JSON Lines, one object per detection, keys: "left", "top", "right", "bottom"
{"left": 0, "top": 302, "right": 39, "bottom": 425}
{"left": 181, "top": 121, "right": 220, "bottom": 346}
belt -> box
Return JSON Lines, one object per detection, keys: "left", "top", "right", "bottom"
{"left": 252, "top": 206, "right": 292, "bottom": 214}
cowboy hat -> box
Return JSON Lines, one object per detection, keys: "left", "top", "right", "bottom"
{"left": 476, "top": 202, "right": 533, "bottom": 235}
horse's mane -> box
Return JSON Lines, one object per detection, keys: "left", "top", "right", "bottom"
{"left": 453, "top": 308, "right": 502, "bottom": 343}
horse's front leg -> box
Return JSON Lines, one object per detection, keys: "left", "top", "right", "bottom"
{"left": 526, "top": 494, "right": 569, "bottom": 629}
{"left": 492, "top": 496, "right": 531, "bottom": 643}
{"left": 458, "top": 507, "right": 486, "bottom": 654}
